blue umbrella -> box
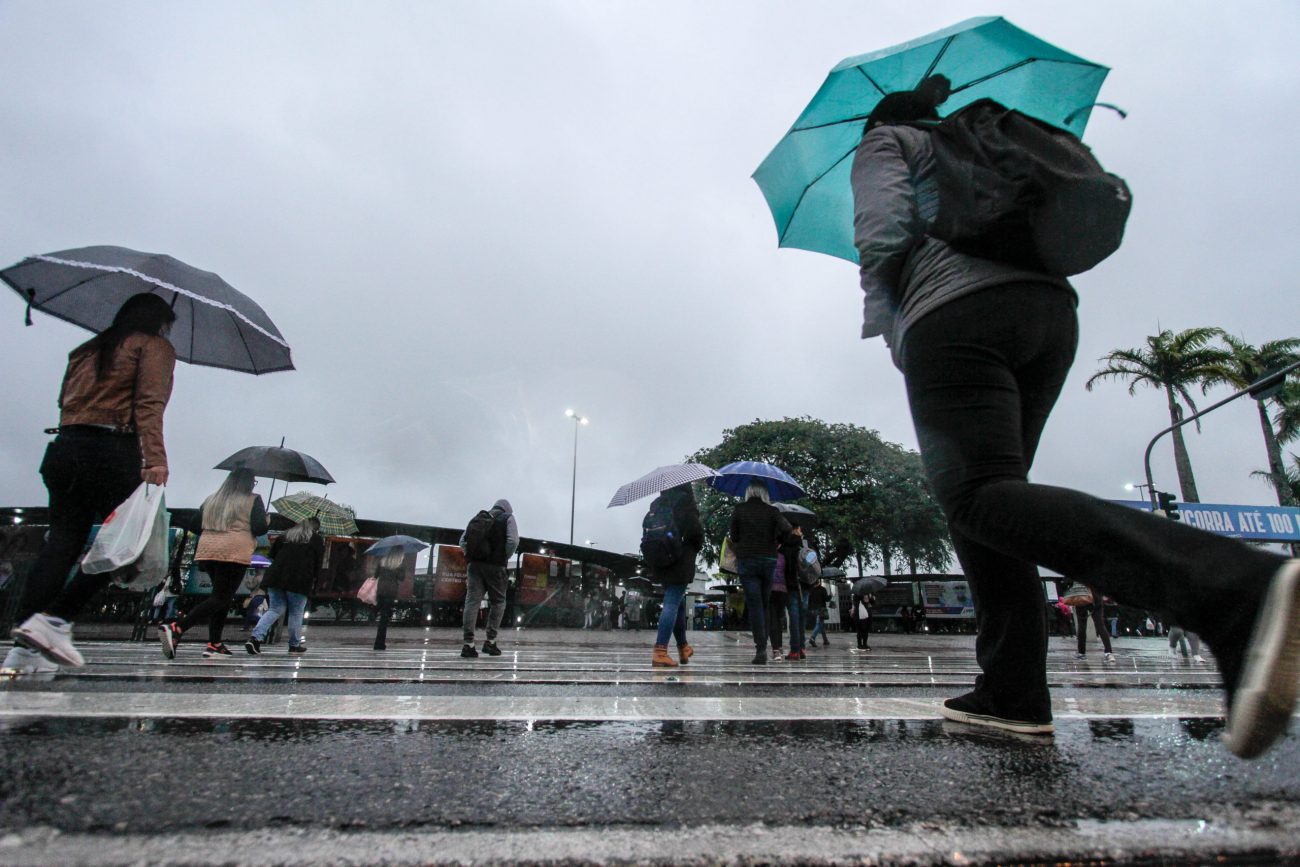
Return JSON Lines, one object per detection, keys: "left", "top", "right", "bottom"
{"left": 752, "top": 16, "right": 1110, "bottom": 263}
{"left": 709, "top": 461, "right": 806, "bottom": 502}
{"left": 363, "top": 535, "right": 429, "bottom": 557}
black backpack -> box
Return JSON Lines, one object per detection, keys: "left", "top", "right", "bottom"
{"left": 464, "top": 509, "right": 504, "bottom": 563}
{"left": 640, "top": 498, "right": 683, "bottom": 571}
{"left": 925, "top": 98, "right": 1131, "bottom": 277}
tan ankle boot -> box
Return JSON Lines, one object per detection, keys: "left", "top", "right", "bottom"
{"left": 651, "top": 644, "right": 678, "bottom": 667}
{"left": 678, "top": 644, "right": 694, "bottom": 665}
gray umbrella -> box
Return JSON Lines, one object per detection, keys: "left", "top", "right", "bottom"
{"left": 853, "top": 576, "right": 888, "bottom": 595}
{"left": 2, "top": 246, "right": 293, "bottom": 374}
{"left": 774, "top": 502, "right": 817, "bottom": 529}
{"left": 215, "top": 446, "right": 335, "bottom": 484}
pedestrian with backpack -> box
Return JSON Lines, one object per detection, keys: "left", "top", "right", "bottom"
{"left": 458, "top": 499, "right": 518, "bottom": 658}
{"left": 641, "top": 483, "right": 704, "bottom": 667}
{"left": 728, "top": 482, "right": 794, "bottom": 665}
{"left": 850, "top": 77, "right": 1300, "bottom": 757}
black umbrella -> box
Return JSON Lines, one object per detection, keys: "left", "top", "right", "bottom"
{"left": 215, "top": 446, "right": 334, "bottom": 484}
{"left": 2, "top": 246, "right": 293, "bottom": 374}
{"left": 774, "top": 502, "right": 818, "bottom": 529}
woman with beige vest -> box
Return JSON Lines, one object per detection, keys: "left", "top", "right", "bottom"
{"left": 159, "top": 469, "right": 267, "bottom": 658}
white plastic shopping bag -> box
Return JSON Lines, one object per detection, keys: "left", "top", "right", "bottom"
{"left": 128, "top": 502, "right": 170, "bottom": 587}
{"left": 81, "top": 483, "right": 166, "bottom": 575}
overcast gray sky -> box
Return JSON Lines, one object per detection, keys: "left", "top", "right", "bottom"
{"left": 2, "top": 0, "right": 1298, "bottom": 561}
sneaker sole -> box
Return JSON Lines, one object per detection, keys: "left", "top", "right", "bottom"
{"left": 159, "top": 629, "right": 178, "bottom": 660}
{"left": 1223, "top": 560, "right": 1300, "bottom": 759}
{"left": 13, "top": 626, "right": 84, "bottom": 667}
{"left": 939, "top": 703, "right": 1055, "bottom": 735}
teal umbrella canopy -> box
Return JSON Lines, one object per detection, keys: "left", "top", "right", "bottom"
{"left": 752, "top": 17, "right": 1110, "bottom": 263}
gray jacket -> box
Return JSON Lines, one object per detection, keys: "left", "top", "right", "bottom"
{"left": 850, "top": 123, "right": 1075, "bottom": 367}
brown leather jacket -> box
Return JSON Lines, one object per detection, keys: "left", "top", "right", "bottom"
{"left": 58, "top": 332, "right": 176, "bottom": 468}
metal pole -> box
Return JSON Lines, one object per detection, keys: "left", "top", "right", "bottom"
{"left": 1143, "top": 359, "right": 1300, "bottom": 508}
{"left": 569, "top": 419, "right": 579, "bottom": 546}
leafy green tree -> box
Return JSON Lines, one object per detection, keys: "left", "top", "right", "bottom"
{"left": 686, "top": 417, "right": 951, "bottom": 576}
{"left": 1210, "top": 335, "right": 1300, "bottom": 506}
{"left": 1086, "top": 327, "right": 1230, "bottom": 503}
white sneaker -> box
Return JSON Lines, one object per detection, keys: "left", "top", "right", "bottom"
{"left": 1193, "top": 654, "right": 1206, "bottom": 663}
{"left": 1104, "top": 652, "right": 1115, "bottom": 663}
{"left": 1168, "top": 647, "right": 1179, "bottom": 658}
{"left": 0, "top": 644, "right": 59, "bottom": 678}
{"left": 1224, "top": 559, "right": 1300, "bottom": 759}
{"left": 12, "top": 613, "right": 84, "bottom": 667}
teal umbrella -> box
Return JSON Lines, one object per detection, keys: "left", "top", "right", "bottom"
{"left": 752, "top": 16, "right": 1111, "bottom": 264}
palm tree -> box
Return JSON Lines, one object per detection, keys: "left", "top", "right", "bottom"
{"left": 1210, "top": 335, "right": 1300, "bottom": 506}
{"left": 1086, "top": 327, "right": 1230, "bottom": 503}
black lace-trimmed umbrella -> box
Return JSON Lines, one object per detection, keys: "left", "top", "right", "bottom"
{"left": 2, "top": 245, "right": 293, "bottom": 374}
{"left": 215, "top": 446, "right": 334, "bottom": 485}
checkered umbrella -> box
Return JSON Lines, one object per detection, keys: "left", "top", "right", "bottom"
{"left": 272, "top": 492, "right": 358, "bottom": 536}
{"left": 607, "top": 463, "right": 719, "bottom": 508}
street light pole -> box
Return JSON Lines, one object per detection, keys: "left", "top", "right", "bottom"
{"left": 565, "top": 410, "right": 589, "bottom": 546}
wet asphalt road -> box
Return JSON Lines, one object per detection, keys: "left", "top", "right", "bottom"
{"left": 1, "top": 627, "right": 1298, "bottom": 864}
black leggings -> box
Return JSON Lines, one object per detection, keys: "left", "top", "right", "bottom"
{"left": 177, "top": 561, "right": 245, "bottom": 644}
{"left": 21, "top": 429, "right": 142, "bottom": 623}
{"left": 768, "top": 590, "right": 788, "bottom": 650}
{"left": 1075, "top": 604, "right": 1112, "bottom": 654}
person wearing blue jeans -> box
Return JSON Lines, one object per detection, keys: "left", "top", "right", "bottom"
{"left": 250, "top": 588, "right": 307, "bottom": 650}
{"left": 244, "top": 518, "right": 321, "bottom": 656}
{"left": 647, "top": 483, "right": 705, "bottom": 667}
{"left": 729, "top": 481, "right": 794, "bottom": 665}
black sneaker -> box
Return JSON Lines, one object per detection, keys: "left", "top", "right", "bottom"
{"left": 244, "top": 637, "right": 262, "bottom": 655}
{"left": 461, "top": 643, "right": 479, "bottom": 658}
{"left": 939, "top": 691, "right": 1054, "bottom": 735}
{"left": 158, "top": 622, "right": 182, "bottom": 659}
{"left": 203, "top": 642, "right": 233, "bottom": 658}
{"left": 481, "top": 641, "right": 502, "bottom": 656}
{"left": 751, "top": 652, "right": 767, "bottom": 665}
{"left": 288, "top": 645, "right": 307, "bottom": 655}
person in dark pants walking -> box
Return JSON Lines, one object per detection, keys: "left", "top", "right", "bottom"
{"left": 728, "top": 482, "right": 793, "bottom": 665}
{"left": 159, "top": 469, "right": 267, "bottom": 658}
{"left": 1074, "top": 590, "right": 1114, "bottom": 662}
{"left": 854, "top": 593, "right": 874, "bottom": 650}
{"left": 7, "top": 294, "right": 177, "bottom": 677}
{"left": 370, "top": 549, "right": 405, "bottom": 650}
{"left": 807, "top": 579, "right": 831, "bottom": 647}
{"left": 851, "top": 77, "right": 1300, "bottom": 757}
{"left": 459, "top": 499, "right": 519, "bottom": 658}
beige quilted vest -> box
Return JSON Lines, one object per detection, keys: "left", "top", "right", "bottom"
{"left": 195, "top": 494, "right": 257, "bottom": 565}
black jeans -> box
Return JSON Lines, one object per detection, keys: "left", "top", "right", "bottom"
{"left": 856, "top": 616, "right": 872, "bottom": 649}
{"left": 21, "top": 429, "right": 143, "bottom": 623}
{"left": 178, "top": 561, "right": 244, "bottom": 644}
{"left": 374, "top": 596, "right": 395, "bottom": 649}
{"left": 899, "top": 284, "right": 1283, "bottom": 718}
{"left": 1075, "top": 604, "right": 1112, "bottom": 654}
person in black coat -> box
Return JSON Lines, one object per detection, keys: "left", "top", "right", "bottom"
{"left": 245, "top": 518, "right": 322, "bottom": 655}
{"left": 371, "top": 550, "right": 405, "bottom": 651}
{"left": 648, "top": 484, "right": 705, "bottom": 667}
{"left": 728, "top": 482, "right": 794, "bottom": 664}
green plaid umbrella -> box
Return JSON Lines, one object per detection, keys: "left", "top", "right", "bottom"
{"left": 272, "top": 491, "right": 358, "bottom": 536}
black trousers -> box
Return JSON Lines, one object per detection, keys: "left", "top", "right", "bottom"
{"left": 177, "top": 561, "right": 244, "bottom": 644}
{"left": 899, "top": 284, "right": 1282, "bottom": 719}
{"left": 20, "top": 429, "right": 143, "bottom": 624}
{"left": 1075, "top": 604, "right": 1112, "bottom": 654}
{"left": 856, "top": 616, "right": 872, "bottom": 648}
{"left": 374, "top": 596, "right": 395, "bottom": 649}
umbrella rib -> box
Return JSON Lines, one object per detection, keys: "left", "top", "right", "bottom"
{"left": 777, "top": 144, "right": 859, "bottom": 246}
{"left": 853, "top": 66, "right": 888, "bottom": 98}
{"left": 227, "top": 307, "right": 258, "bottom": 374}
{"left": 16, "top": 271, "right": 109, "bottom": 309}
{"left": 920, "top": 36, "right": 956, "bottom": 84}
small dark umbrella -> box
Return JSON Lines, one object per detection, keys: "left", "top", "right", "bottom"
{"left": 774, "top": 502, "right": 817, "bottom": 529}
{"left": 215, "top": 446, "right": 335, "bottom": 484}
{"left": 2, "top": 245, "right": 293, "bottom": 374}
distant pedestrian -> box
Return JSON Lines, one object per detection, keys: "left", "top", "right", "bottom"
{"left": 1072, "top": 589, "right": 1115, "bottom": 663}
{"left": 645, "top": 483, "right": 704, "bottom": 667}
{"left": 458, "top": 499, "right": 518, "bottom": 658}
{"left": 767, "top": 548, "right": 789, "bottom": 659}
{"left": 246, "top": 518, "right": 322, "bottom": 656}
{"left": 851, "top": 76, "right": 1300, "bottom": 755}
{"left": 370, "top": 549, "right": 405, "bottom": 651}
{"left": 808, "top": 578, "right": 831, "bottom": 647}
{"left": 159, "top": 469, "right": 268, "bottom": 659}
{"left": 1169, "top": 626, "right": 1205, "bottom": 663}
{"left": 8, "top": 294, "right": 177, "bottom": 677}
{"left": 854, "top": 593, "right": 874, "bottom": 650}
{"left": 728, "top": 481, "right": 794, "bottom": 665}
{"left": 780, "top": 526, "right": 808, "bottom": 660}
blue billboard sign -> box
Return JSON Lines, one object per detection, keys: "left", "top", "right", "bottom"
{"left": 1116, "top": 500, "right": 1300, "bottom": 542}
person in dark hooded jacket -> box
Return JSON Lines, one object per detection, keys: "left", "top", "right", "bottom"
{"left": 647, "top": 484, "right": 705, "bottom": 667}
{"left": 245, "top": 518, "right": 322, "bottom": 655}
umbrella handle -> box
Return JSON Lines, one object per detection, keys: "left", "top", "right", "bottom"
{"left": 24, "top": 289, "right": 34, "bottom": 326}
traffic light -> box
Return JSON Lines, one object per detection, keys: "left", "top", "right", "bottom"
{"left": 1156, "top": 490, "right": 1181, "bottom": 521}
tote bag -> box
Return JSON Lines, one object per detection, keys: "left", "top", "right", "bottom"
{"left": 356, "top": 575, "right": 379, "bottom": 606}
